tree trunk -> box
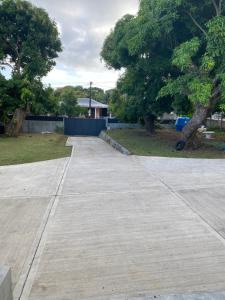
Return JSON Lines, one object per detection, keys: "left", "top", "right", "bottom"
{"left": 144, "top": 114, "right": 156, "bottom": 134}
{"left": 176, "top": 105, "right": 209, "bottom": 150}
{"left": 220, "top": 114, "right": 223, "bottom": 130}
{"left": 182, "top": 105, "right": 208, "bottom": 141}
{"left": 176, "top": 82, "right": 221, "bottom": 151}
{"left": 6, "top": 108, "right": 27, "bottom": 137}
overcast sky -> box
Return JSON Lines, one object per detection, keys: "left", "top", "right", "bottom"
{"left": 30, "top": 0, "right": 139, "bottom": 90}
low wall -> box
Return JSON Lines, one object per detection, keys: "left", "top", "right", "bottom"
{"left": 0, "top": 266, "right": 12, "bottom": 300}
{"left": 107, "top": 123, "right": 141, "bottom": 130}
{"left": 206, "top": 118, "right": 225, "bottom": 130}
{"left": 100, "top": 131, "right": 131, "bottom": 155}
{"left": 22, "top": 120, "right": 64, "bottom": 133}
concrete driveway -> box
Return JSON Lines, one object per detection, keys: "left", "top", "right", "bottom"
{"left": 0, "top": 158, "right": 69, "bottom": 298}
{"left": 1, "top": 137, "right": 225, "bottom": 300}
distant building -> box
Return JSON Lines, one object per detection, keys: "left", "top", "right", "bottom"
{"left": 77, "top": 98, "right": 108, "bottom": 119}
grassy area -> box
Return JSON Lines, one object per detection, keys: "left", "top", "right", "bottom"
{"left": 0, "top": 133, "right": 71, "bottom": 166}
{"left": 108, "top": 128, "right": 225, "bottom": 159}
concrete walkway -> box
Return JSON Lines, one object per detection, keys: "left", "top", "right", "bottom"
{"left": 1, "top": 137, "right": 225, "bottom": 300}
{"left": 12, "top": 137, "right": 225, "bottom": 300}
{"left": 0, "top": 158, "right": 69, "bottom": 298}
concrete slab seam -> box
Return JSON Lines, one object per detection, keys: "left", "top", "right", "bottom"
{"left": 136, "top": 156, "right": 225, "bottom": 248}
{"left": 14, "top": 148, "right": 74, "bottom": 300}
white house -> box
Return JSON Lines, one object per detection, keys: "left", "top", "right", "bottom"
{"left": 77, "top": 98, "right": 108, "bottom": 119}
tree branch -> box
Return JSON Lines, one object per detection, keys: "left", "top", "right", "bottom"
{"left": 212, "top": 0, "right": 220, "bottom": 15}
{"left": 187, "top": 12, "right": 207, "bottom": 36}
{"left": 0, "top": 35, "right": 19, "bottom": 57}
{"left": 219, "top": 0, "right": 223, "bottom": 15}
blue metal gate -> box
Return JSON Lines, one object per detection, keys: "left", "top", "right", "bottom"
{"left": 64, "top": 118, "right": 106, "bottom": 136}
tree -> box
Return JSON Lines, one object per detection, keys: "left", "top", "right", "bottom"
{"left": 0, "top": 0, "right": 62, "bottom": 136}
{"left": 101, "top": 5, "right": 190, "bottom": 133}
{"left": 89, "top": 87, "right": 106, "bottom": 103}
{"left": 109, "top": 88, "right": 138, "bottom": 123}
{"left": 29, "top": 84, "right": 60, "bottom": 116}
{"left": 0, "top": 75, "right": 36, "bottom": 135}
{"left": 102, "top": 0, "right": 225, "bottom": 146}
{"left": 157, "top": 0, "right": 225, "bottom": 149}
{"left": 55, "top": 86, "right": 84, "bottom": 117}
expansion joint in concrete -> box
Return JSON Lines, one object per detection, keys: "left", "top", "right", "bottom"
{"left": 15, "top": 152, "right": 73, "bottom": 300}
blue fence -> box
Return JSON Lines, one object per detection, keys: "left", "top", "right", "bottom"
{"left": 64, "top": 118, "right": 106, "bottom": 136}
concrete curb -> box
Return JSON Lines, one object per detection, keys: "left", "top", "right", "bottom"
{"left": 0, "top": 266, "right": 12, "bottom": 300}
{"left": 99, "top": 131, "right": 131, "bottom": 155}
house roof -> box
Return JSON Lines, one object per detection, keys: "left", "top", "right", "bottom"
{"left": 77, "top": 98, "right": 108, "bottom": 109}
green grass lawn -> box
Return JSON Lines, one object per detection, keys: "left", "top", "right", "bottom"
{"left": 108, "top": 128, "right": 225, "bottom": 159}
{"left": 0, "top": 133, "right": 71, "bottom": 166}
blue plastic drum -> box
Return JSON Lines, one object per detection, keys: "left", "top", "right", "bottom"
{"left": 175, "top": 117, "right": 190, "bottom": 132}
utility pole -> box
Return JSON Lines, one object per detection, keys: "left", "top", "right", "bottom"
{"left": 88, "top": 81, "right": 93, "bottom": 118}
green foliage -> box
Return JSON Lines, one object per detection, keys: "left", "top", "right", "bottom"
{"left": 101, "top": 0, "right": 194, "bottom": 123}
{"left": 172, "top": 95, "right": 193, "bottom": 115}
{"left": 172, "top": 37, "right": 200, "bottom": 71}
{"left": 0, "top": 75, "right": 59, "bottom": 122}
{"left": 0, "top": 75, "right": 31, "bottom": 122}
{"left": 102, "top": 0, "right": 225, "bottom": 127}
{"left": 56, "top": 87, "right": 83, "bottom": 117}
{"left": 206, "top": 16, "right": 225, "bottom": 59}
{"left": 201, "top": 54, "right": 215, "bottom": 72}
{"left": 30, "top": 85, "right": 59, "bottom": 115}
{"left": 188, "top": 78, "right": 213, "bottom": 105}
{"left": 220, "top": 103, "right": 225, "bottom": 114}
{"left": 101, "top": 15, "right": 136, "bottom": 70}
{"left": 55, "top": 85, "right": 108, "bottom": 104}
{"left": 0, "top": 0, "right": 62, "bottom": 131}
{"left": 109, "top": 89, "right": 138, "bottom": 123}
{"left": 159, "top": 75, "right": 213, "bottom": 107}
{"left": 0, "top": 0, "right": 62, "bottom": 78}
{"left": 157, "top": 1, "right": 225, "bottom": 112}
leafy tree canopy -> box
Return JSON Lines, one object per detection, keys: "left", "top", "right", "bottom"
{"left": 101, "top": 0, "right": 194, "bottom": 132}
{"left": 102, "top": 0, "right": 225, "bottom": 142}
{"left": 0, "top": 0, "right": 62, "bottom": 78}
{"left": 0, "top": 0, "right": 62, "bottom": 136}
{"left": 55, "top": 86, "right": 82, "bottom": 117}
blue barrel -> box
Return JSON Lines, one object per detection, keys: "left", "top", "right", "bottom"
{"left": 175, "top": 117, "right": 190, "bottom": 132}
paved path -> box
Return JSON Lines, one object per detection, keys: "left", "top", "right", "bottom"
{"left": 12, "top": 137, "right": 225, "bottom": 300}
{"left": 138, "top": 157, "right": 225, "bottom": 240}
{"left": 0, "top": 158, "right": 69, "bottom": 298}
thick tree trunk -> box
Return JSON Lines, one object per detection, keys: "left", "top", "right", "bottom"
{"left": 6, "top": 108, "right": 26, "bottom": 137}
{"left": 144, "top": 114, "right": 156, "bottom": 134}
{"left": 176, "top": 82, "right": 221, "bottom": 151}
{"left": 177, "top": 105, "right": 208, "bottom": 150}
{"left": 176, "top": 105, "right": 209, "bottom": 151}
{"left": 182, "top": 105, "right": 208, "bottom": 141}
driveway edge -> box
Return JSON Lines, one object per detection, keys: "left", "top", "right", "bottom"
{"left": 99, "top": 131, "right": 131, "bottom": 155}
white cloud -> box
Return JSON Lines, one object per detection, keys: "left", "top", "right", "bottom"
{"left": 29, "top": 0, "right": 139, "bottom": 90}
{"left": 43, "top": 65, "right": 124, "bottom": 90}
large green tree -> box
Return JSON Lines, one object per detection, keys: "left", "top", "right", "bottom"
{"left": 109, "top": 88, "right": 138, "bottom": 123}
{"left": 0, "top": 0, "right": 62, "bottom": 136}
{"left": 101, "top": 8, "right": 190, "bottom": 133}
{"left": 55, "top": 86, "right": 85, "bottom": 117}
{"left": 157, "top": 0, "right": 225, "bottom": 149}
{"left": 102, "top": 0, "right": 225, "bottom": 147}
